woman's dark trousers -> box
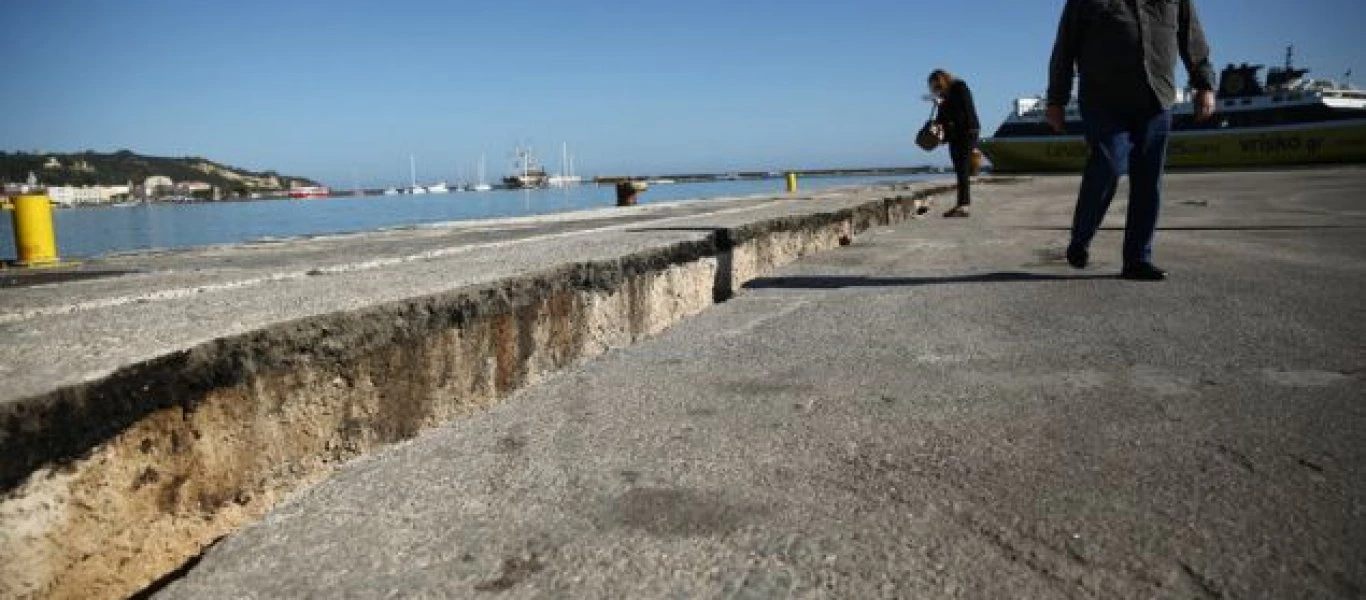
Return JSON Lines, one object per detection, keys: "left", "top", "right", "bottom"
{"left": 948, "top": 136, "right": 977, "bottom": 207}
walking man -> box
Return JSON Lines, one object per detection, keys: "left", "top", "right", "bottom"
{"left": 1047, "top": 0, "right": 1217, "bottom": 280}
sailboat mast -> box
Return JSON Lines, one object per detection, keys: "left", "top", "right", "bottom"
{"left": 410, "top": 155, "right": 417, "bottom": 188}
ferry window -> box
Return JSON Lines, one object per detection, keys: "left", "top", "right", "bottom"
{"left": 1224, "top": 100, "right": 1236, "bottom": 107}
{"left": 1241, "top": 99, "right": 1252, "bottom": 105}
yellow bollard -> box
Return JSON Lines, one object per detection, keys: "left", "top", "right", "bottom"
{"left": 786, "top": 172, "right": 798, "bottom": 193}
{"left": 11, "top": 194, "right": 60, "bottom": 266}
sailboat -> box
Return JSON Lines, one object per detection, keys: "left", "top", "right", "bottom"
{"left": 503, "top": 144, "right": 549, "bottom": 189}
{"left": 408, "top": 155, "right": 427, "bottom": 194}
{"left": 547, "top": 142, "right": 583, "bottom": 187}
{"left": 472, "top": 154, "right": 493, "bottom": 192}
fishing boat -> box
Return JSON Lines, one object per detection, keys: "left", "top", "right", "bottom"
{"left": 504, "top": 145, "right": 549, "bottom": 189}
{"left": 979, "top": 47, "right": 1366, "bottom": 172}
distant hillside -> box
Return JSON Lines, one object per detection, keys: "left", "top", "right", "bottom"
{"left": 0, "top": 150, "right": 319, "bottom": 193}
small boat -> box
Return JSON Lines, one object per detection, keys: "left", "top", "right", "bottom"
{"left": 407, "top": 155, "right": 427, "bottom": 194}
{"left": 382, "top": 187, "right": 400, "bottom": 196}
{"left": 426, "top": 182, "right": 450, "bottom": 194}
{"left": 471, "top": 154, "right": 493, "bottom": 191}
{"left": 287, "top": 186, "right": 331, "bottom": 199}
{"left": 980, "top": 46, "right": 1366, "bottom": 172}
{"left": 547, "top": 142, "right": 584, "bottom": 187}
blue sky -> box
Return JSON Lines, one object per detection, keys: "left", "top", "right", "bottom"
{"left": 2, "top": 0, "right": 1362, "bottom": 186}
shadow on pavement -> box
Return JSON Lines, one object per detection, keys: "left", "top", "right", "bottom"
{"left": 1, "top": 268, "right": 136, "bottom": 289}
{"left": 1016, "top": 225, "right": 1366, "bottom": 232}
{"left": 744, "top": 271, "right": 1115, "bottom": 290}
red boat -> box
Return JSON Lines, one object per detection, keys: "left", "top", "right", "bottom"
{"left": 287, "top": 186, "right": 331, "bottom": 199}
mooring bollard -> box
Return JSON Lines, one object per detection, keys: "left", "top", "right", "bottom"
{"left": 786, "top": 172, "right": 799, "bottom": 193}
{"left": 616, "top": 180, "right": 649, "bottom": 207}
{"left": 10, "top": 194, "right": 60, "bottom": 266}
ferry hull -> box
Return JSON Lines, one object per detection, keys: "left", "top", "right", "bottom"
{"left": 980, "top": 120, "right": 1366, "bottom": 173}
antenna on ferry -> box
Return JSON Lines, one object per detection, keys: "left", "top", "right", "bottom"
{"left": 1285, "top": 44, "right": 1294, "bottom": 72}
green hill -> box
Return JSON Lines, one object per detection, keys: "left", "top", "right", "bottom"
{"left": 0, "top": 150, "right": 319, "bottom": 194}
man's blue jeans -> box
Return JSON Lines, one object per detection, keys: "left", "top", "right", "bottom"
{"left": 1069, "top": 104, "right": 1172, "bottom": 266}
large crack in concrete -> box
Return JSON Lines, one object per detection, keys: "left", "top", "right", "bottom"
{"left": 0, "top": 185, "right": 957, "bottom": 600}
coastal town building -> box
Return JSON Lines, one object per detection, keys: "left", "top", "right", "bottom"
{"left": 46, "top": 184, "right": 133, "bottom": 206}
{"left": 142, "top": 175, "right": 174, "bottom": 198}
{"left": 175, "top": 181, "right": 212, "bottom": 194}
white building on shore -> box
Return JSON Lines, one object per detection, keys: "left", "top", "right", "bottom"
{"left": 46, "top": 184, "right": 133, "bottom": 206}
{"left": 142, "top": 175, "right": 174, "bottom": 198}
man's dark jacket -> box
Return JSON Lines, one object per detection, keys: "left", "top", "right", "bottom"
{"left": 1048, "top": 0, "right": 1216, "bottom": 111}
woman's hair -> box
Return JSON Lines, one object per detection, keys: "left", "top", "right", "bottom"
{"left": 928, "top": 69, "right": 954, "bottom": 85}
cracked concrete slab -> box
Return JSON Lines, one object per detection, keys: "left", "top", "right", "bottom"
{"left": 146, "top": 167, "right": 1366, "bottom": 599}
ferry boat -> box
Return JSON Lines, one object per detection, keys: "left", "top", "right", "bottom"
{"left": 287, "top": 185, "right": 331, "bottom": 199}
{"left": 979, "top": 47, "right": 1366, "bottom": 172}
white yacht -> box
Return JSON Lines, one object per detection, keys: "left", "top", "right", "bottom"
{"left": 407, "top": 155, "right": 427, "bottom": 194}
{"left": 471, "top": 154, "right": 493, "bottom": 192}
{"left": 547, "top": 142, "right": 584, "bottom": 187}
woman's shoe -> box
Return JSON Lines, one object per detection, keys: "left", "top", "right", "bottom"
{"left": 1066, "top": 245, "right": 1089, "bottom": 269}
{"left": 943, "top": 206, "right": 970, "bottom": 218}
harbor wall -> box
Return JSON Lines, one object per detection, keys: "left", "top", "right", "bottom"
{"left": 0, "top": 185, "right": 950, "bottom": 600}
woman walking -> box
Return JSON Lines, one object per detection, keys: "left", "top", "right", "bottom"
{"left": 928, "top": 69, "right": 981, "bottom": 217}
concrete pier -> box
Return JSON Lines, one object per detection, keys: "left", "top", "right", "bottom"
{"left": 1, "top": 181, "right": 944, "bottom": 599}
{"left": 3, "top": 169, "right": 1364, "bottom": 599}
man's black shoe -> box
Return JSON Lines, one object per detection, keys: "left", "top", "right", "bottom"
{"left": 1121, "top": 263, "right": 1168, "bottom": 281}
{"left": 1066, "top": 246, "right": 1089, "bottom": 269}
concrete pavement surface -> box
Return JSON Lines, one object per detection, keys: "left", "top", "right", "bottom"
{"left": 158, "top": 169, "right": 1366, "bottom": 599}
{"left": 0, "top": 185, "right": 921, "bottom": 407}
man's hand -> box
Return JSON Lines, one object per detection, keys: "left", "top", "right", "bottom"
{"left": 1046, "top": 105, "right": 1067, "bottom": 133}
{"left": 1194, "top": 90, "right": 1216, "bottom": 122}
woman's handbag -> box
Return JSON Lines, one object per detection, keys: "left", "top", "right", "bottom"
{"left": 915, "top": 105, "right": 944, "bottom": 152}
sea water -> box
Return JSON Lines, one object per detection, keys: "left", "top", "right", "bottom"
{"left": 0, "top": 175, "right": 921, "bottom": 260}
